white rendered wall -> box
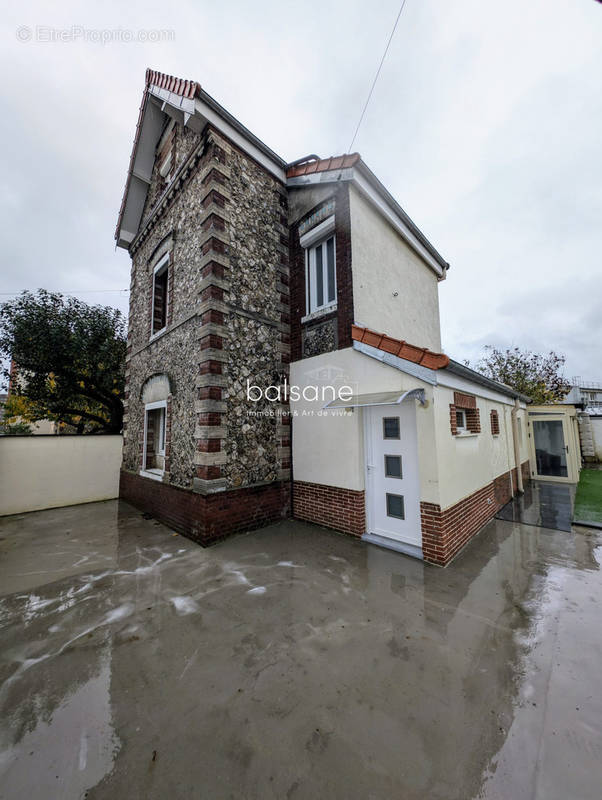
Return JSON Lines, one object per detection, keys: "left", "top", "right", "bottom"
{"left": 0, "top": 435, "right": 123, "bottom": 516}
{"left": 349, "top": 186, "right": 443, "bottom": 352}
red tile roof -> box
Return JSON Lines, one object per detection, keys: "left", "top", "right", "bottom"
{"left": 145, "top": 69, "right": 201, "bottom": 100}
{"left": 286, "top": 153, "right": 360, "bottom": 179}
{"left": 351, "top": 325, "right": 449, "bottom": 371}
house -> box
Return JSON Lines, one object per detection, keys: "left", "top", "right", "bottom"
{"left": 115, "top": 69, "right": 534, "bottom": 566}
{"left": 2, "top": 363, "right": 58, "bottom": 435}
{"left": 561, "top": 379, "right": 602, "bottom": 463}
{"left": 564, "top": 378, "right": 602, "bottom": 412}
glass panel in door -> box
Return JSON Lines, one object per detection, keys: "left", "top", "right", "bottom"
{"left": 532, "top": 420, "right": 568, "bottom": 478}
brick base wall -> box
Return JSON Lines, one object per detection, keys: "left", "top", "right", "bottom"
{"left": 120, "top": 470, "right": 290, "bottom": 546}
{"left": 293, "top": 480, "right": 365, "bottom": 537}
{"left": 121, "top": 461, "right": 529, "bottom": 562}
{"left": 421, "top": 460, "right": 530, "bottom": 566}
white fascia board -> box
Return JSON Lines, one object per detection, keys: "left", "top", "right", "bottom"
{"left": 437, "top": 370, "right": 518, "bottom": 407}
{"left": 192, "top": 96, "right": 286, "bottom": 182}
{"left": 150, "top": 85, "right": 196, "bottom": 117}
{"left": 351, "top": 170, "right": 444, "bottom": 278}
{"left": 353, "top": 341, "right": 438, "bottom": 385}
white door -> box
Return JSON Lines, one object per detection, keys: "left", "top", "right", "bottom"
{"left": 365, "top": 403, "right": 421, "bottom": 551}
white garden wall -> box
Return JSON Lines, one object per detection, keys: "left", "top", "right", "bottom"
{"left": 0, "top": 435, "right": 122, "bottom": 516}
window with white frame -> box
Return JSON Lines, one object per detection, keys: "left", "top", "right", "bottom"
{"left": 306, "top": 235, "right": 336, "bottom": 314}
{"left": 300, "top": 215, "right": 337, "bottom": 315}
{"left": 455, "top": 409, "right": 467, "bottom": 433}
{"left": 151, "top": 254, "right": 169, "bottom": 336}
{"left": 143, "top": 400, "right": 167, "bottom": 474}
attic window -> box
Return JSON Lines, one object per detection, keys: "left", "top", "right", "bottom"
{"left": 151, "top": 253, "right": 169, "bottom": 336}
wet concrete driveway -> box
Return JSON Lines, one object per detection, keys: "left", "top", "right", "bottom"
{"left": 1, "top": 501, "right": 601, "bottom": 800}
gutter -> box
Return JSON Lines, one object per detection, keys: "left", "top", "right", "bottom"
{"left": 445, "top": 359, "right": 532, "bottom": 404}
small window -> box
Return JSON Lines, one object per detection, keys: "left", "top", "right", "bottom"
{"left": 384, "top": 455, "right": 402, "bottom": 478}
{"left": 456, "top": 409, "right": 467, "bottom": 432}
{"left": 152, "top": 255, "right": 169, "bottom": 336}
{"left": 383, "top": 417, "right": 400, "bottom": 439}
{"left": 490, "top": 409, "right": 500, "bottom": 436}
{"left": 306, "top": 235, "right": 336, "bottom": 314}
{"left": 144, "top": 402, "right": 166, "bottom": 473}
{"left": 386, "top": 493, "right": 405, "bottom": 519}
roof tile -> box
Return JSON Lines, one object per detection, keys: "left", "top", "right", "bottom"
{"left": 351, "top": 324, "right": 449, "bottom": 370}
{"left": 286, "top": 152, "right": 360, "bottom": 179}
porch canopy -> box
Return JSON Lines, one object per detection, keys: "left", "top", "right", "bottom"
{"left": 323, "top": 388, "right": 426, "bottom": 410}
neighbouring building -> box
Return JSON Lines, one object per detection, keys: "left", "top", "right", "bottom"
{"left": 115, "top": 69, "right": 538, "bottom": 566}
{"left": 563, "top": 378, "right": 602, "bottom": 462}
{"left": 564, "top": 378, "right": 602, "bottom": 411}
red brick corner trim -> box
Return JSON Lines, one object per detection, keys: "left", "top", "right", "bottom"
{"left": 293, "top": 480, "right": 365, "bottom": 537}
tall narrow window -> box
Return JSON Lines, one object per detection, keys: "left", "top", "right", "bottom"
{"left": 152, "top": 254, "right": 169, "bottom": 336}
{"left": 306, "top": 235, "right": 336, "bottom": 314}
{"left": 144, "top": 401, "right": 166, "bottom": 474}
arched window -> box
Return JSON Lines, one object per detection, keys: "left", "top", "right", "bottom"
{"left": 140, "top": 375, "right": 171, "bottom": 479}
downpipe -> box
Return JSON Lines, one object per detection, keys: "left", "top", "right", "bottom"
{"left": 511, "top": 398, "right": 524, "bottom": 494}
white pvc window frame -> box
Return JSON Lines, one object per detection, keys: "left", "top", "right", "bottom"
{"left": 455, "top": 408, "right": 468, "bottom": 433}
{"left": 300, "top": 215, "right": 337, "bottom": 316}
{"left": 150, "top": 252, "right": 170, "bottom": 338}
{"left": 142, "top": 399, "right": 167, "bottom": 479}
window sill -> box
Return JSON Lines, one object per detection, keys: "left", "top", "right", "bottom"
{"left": 149, "top": 327, "right": 167, "bottom": 343}
{"left": 140, "top": 469, "right": 164, "bottom": 482}
{"left": 455, "top": 432, "right": 479, "bottom": 438}
{"left": 301, "top": 304, "right": 337, "bottom": 325}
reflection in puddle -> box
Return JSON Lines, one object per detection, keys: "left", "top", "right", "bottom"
{"left": 0, "top": 645, "right": 119, "bottom": 800}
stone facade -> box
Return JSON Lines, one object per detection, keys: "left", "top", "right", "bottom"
{"left": 302, "top": 314, "right": 338, "bottom": 358}
{"left": 122, "top": 120, "right": 291, "bottom": 529}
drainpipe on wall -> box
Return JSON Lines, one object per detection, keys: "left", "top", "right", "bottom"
{"left": 504, "top": 407, "right": 514, "bottom": 497}
{"left": 511, "top": 398, "right": 524, "bottom": 494}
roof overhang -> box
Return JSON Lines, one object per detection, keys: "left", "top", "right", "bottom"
{"left": 115, "top": 71, "right": 287, "bottom": 249}
{"left": 287, "top": 161, "right": 449, "bottom": 279}
{"left": 442, "top": 360, "right": 532, "bottom": 404}
{"left": 353, "top": 339, "right": 531, "bottom": 406}
{"left": 323, "top": 387, "right": 426, "bottom": 410}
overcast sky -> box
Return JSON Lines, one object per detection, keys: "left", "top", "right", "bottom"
{"left": 2, "top": 0, "right": 601, "bottom": 380}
